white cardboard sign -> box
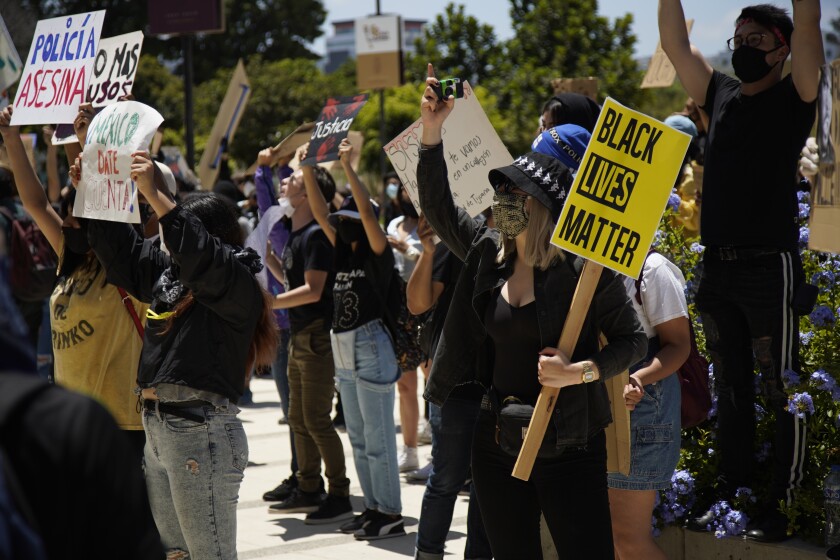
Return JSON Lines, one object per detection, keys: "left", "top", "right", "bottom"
{"left": 87, "top": 31, "right": 144, "bottom": 107}
{"left": 0, "top": 14, "right": 22, "bottom": 92}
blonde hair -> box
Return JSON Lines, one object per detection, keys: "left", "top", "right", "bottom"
{"left": 497, "top": 197, "right": 565, "bottom": 270}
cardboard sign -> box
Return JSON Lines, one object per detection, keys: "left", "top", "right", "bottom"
{"left": 356, "top": 15, "right": 402, "bottom": 90}
{"left": 384, "top": 82, "right": 512, "bottom": 217}
{"left": 198, "top": 60, "right": 251, "bottom": 189}
{"left": 290, "top": 130, "right": 364, "bottom": 174}
{"left": 11, "top": 11, "right": 106, "bottom": 126}
{"left": 301, "top": 94, "right": 369, "bottom": 167}
{"left": 641, "top": 20, "right": 694, "bottom": 89}
{"left": 0, "top": 14, "right": 22, "bottom": 91}
{"left": 551, "top": 77, "right": 599, "bottom": 102}
{"left": 87, "top": 31, "right": 144, "bottom": 107}
{"left": 550, "top": 97, "right": 690, "bottom": 279}
{"left": 74, "top": 101, "right": 164, "bottom": 223}
{"left": 812, "top": 59, "right": 840, "bottom": 253}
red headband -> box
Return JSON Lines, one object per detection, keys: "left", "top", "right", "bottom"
{"left": 736, "top": 17, "right": 788, "bottom": 47}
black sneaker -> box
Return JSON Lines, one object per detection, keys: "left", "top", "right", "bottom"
{"left": 263, "top": 475, "right": 298, "bottom": 502}
{"left": 353, "top": 511, "right": 406, "bottom": 540}
{"left": 304, "top": 494, "right": 354, "bottom": 525}
{"left": 268, "top": 488, "right": 323, "bottom": 514}
{"left": 339, "top": 509, "right": 375, "bottom": 534}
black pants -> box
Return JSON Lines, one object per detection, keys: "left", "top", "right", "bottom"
{"left": 471, "top": 411, "right": 613, "bottom": 560}
{"left": 695, "top": 251, "right": 806, "bottom": 505}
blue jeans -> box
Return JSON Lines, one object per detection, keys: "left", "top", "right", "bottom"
{"left": 416, "top": 397, "right": 492, "bottom": 560}
{"left": 332, "top": 319, "right": 401, "bottom": 515}
{"left": 271, "top": 328, "right": 297, "bottom": 474}
{"left": 143, "top": 404, "right": 247, "bottom": 560}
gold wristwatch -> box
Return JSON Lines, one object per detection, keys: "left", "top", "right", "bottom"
{"left": 581, "top": 361, "right": 596, "bottom": 384}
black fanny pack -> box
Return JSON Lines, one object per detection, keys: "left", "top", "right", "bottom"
{"left": 491, "top": 390, "right": 563, "bottom": 458}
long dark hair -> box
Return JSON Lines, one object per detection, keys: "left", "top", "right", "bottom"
{"left": 163, "top": 193, "right": 279, "bottom": 367}
{"left": 59, "top": 189, "right": 102, "bottom": 282}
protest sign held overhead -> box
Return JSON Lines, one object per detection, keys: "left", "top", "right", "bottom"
{"left": 385, "top": 81, "right": 512, "bottom": 217}
{"left": 300, "top": 94, "right": 369, "bottom": 167}
{"left": 12, "top": 10, "right": 106, "bottom": 126}
{"left": 74, "top": 101, "right": 164, "bottom": 223}
{"left": 0, "top": 14, "right": 22, "bottom": 92}
{"left": 551, "top": 97, "right": 690, "bottom": 279}
{"left": 641, "top": 20, "right": 694, "bottom": 89}
{"left": 198, "top": 60, "right": 250, "bottom": 189}
{"left": 87, "top": 31, "right": 144, "bottom": 107}
{"left": 551, "top": 77, "right": 599, "bottom": 101}
{"left": 812, "top": 59, "right": 840, "bottom": 253}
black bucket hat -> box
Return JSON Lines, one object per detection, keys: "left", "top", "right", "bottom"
{"left": 488, "top": 152, "right": 574, "bottom": 220}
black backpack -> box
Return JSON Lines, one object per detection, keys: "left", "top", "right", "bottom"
{"left": 0, "top": 207, "right": 58, "bottom": 301}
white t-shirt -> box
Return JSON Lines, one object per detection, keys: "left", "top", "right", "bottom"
{"left": 387, "top": 215, "right": 423, "bottom": 282}
{"left": 623, "top": 252, "right": 688, "bottom": 338}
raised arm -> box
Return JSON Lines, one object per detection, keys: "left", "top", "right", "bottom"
{"left": 43, "top": 126, "right": 61, "bottom": 203}
{"left": 339, "top": 139, "right": 388, "bottom": 255}
{"left": 791, "top": 0, "right": 823, "bottom": 103}
{"left": 255, "top": 148, "right": 279, "bottom": 218}
{"left": 299, "top": 146, "right": 337, "bottom": 246}
{"left": 659, "top": 0, "right": 714, "bottom": 105}
{"left": 406, "top": 216, "right": 445, "bottom": 314}
{"left": 0, "top": 106, "right": 62, "bottom": 253}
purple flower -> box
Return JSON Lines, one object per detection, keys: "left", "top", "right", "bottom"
{"left": 797, "top": 190, "right": 810, "bottom": 203}
{"left": 708, "top": 394, "right": 718, "bottom": 418}
{"left": 800, "top": 331, "right": 815, "bottom": 345}
{"left": 690, "top": 242, "right": 705, "bottom": 254}
{"left": 785, "top": 392, "right": 815, "bottom": 419}
{"left": 799, "top": 226, "right": 810, "bottom": 246}
{"left": 810, "top": 305, "right": 836, "bottom": 327}
{"left": 832, "top": 386, "right": 840, "bottom": 404}
{"left": 812, "top": 270, "right": 836, "bottom": 287}
{"left": 755, "top": 403, "right": 766, "bottom": 421}
{"left": 782, "top": 368, "right": 801, "bottom": 387}
{"left": 724, "top": 510, "right": 749, "bottom": 536}
{"left": 810, "top": 369, "right": 836, "bottom": 393}
{"left": 668, "top": 191, "right": 681, "bottom": 212}
{"left": 799, "top": 202, "right": 810, "bottom": 220}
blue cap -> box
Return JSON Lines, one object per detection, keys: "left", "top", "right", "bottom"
{"left": 530, "top": 124, "right": 591, "bottom": 172}
{"left": 664, "top": 114, "right": 698, "bottom": 138}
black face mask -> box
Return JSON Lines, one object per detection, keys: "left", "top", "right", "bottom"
{"left": 731, "top": 45, "right": 782, "bottom": 84}
{"left": 62, "top": 226, "right": 90, "bottom": 255}
{"left": 400, "top": 199, "right": 419, "bottom": 219}
{"left": 337, "top": 221, "right": 365, "bottom": 244}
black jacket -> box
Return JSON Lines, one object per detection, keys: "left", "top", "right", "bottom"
{"left": 417, "top": 143, "right": 647, "bottom": 447}
{"left": 87, "top": 205, "right": 263, "bottom": 402}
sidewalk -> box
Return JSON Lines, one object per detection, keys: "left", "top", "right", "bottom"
{"left": 236, "top": 376, "right": 470, "bottom": 559}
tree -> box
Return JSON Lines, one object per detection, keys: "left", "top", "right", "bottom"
{"left": 405, "top": 3, "right": 503, "bottom": 86}
{"left": 489, "top": 0, "right": 644, "bottom": 153}
{"left": 132, "top": 54, "right": 185, "bottom": 132}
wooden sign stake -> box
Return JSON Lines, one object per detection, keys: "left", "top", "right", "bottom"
{"left": 512, "top": 259, "right": 604, "bottom": 481}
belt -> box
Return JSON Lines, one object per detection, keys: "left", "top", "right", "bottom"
{"left": 705, "top": 246, "right": 784, "bottom": 261}
{"left": 143, "top": 399, "right": 208, "bottom": 423}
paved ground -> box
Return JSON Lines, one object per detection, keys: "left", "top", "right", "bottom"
{"left": 236, "top": 376, "right": 470, "bottom": 559}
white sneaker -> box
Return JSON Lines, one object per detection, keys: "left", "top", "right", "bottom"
{"left": 418, "top": 421, "right": 432, "bottom": 445}
{"left": 406, "top": 461, "right": 434, "bottom": 481}
{"left": 398, "top": 446, "right": 419, "bottom": 472}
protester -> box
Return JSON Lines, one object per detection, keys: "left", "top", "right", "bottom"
{"left": 0, "top": 105, "right": 149, "bottom": 461}
{"left": 407, "top": 215, "right": 492, "bottom": 560}
{"left": 0, "top": 231, "right": 163, "bottom": 560}
{"left": 269, "top": 154, "right": 352, "bottom": 523}
{"left": 539, "top": 92, "right": 601, "bottom": 133}
{"left": 663, "top": 114, "right": 701, "bottom": 238}
{"left": 382, "top": 171, "right": 403, "bottom": 226}
{"left": 296, "top": 138, "right": 405, "bottom": 538}
{"left": 387, "top": 183, "right": 427, "bottom": 472}
{"left": 660, "top": 0, "right": 822, "bottom": 541}
{"left": 417, "top": 66, "right": 646, "bottom": 559}
{"left": 253, "top": 147, "right": 301, "bottom": 504}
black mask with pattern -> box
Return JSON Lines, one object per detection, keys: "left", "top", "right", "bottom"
{"left": 492, "top": 192, "right": 529, "bottom": 238}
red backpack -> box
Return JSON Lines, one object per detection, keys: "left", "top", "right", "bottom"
{"left": 0, "top": 207, "right": 58, "bottom": 302}
{"left": 635, "top": 250, "right": 712, "bottom": 429}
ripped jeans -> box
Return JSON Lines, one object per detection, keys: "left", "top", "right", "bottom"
{"left": 143, "top": 403, "right": 247, "bottom": 560}
{"left": 332, "top": 319, "right": 402, "bottom": 515}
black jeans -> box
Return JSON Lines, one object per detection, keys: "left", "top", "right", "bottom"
{"left": 695, "top": 250, "right": 806, "bottom": 505}
{"left": 471, "top": 411, "right": 613, "bottom": 560}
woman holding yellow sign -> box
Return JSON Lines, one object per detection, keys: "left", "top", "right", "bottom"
{"left": 415, "top": 64, "right": 646, "bottom": 559}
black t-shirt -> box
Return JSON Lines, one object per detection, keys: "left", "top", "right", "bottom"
{"left": 485, "top": 289, "right": 542, "bottom": 404}
{"left": 428, "top": 243, "right": 457, "bottom": 357}
{"left": 701, "top": 71, "right": 816, "bottom": 249}
{"left": 333, "top": 245, "right": 394, "bottom": 333}
{"left": 282, "top": 220, "right": 334, "bottom": 332}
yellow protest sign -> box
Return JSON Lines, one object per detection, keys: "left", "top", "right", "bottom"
{"left": 550, "top": 97, "right": 690, "bottom": 279}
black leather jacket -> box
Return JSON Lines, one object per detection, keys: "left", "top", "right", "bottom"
{"left": 87, "top": 205, "right": 263, "bottom": 403}
{"left": 417, "top": 143, "right": 647, "bottom": 447}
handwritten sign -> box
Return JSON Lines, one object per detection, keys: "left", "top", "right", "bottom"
{"left": 384, "top": 82, "right": 512, "bottom": 217}
{"left": 0, "top": 14, "right": 22, "bottom": 92}
{"left": 74, "top": 101, "right": 163, "bottom": 223}
{"left": 641, "top": 20, "right": 694, "bottom": 89}
{"left": 11, "top": 11, "right": 105, "bottom": 126}
{"left": 301, "top": 94, "right": 369, "bottom": 167}
{"left": 551, "top": 98, "right": 690, "bottom": 278}
{"left": 812, "top": 59, "right": 840, "bottom": 253}
{"left": 198, "top": 59, "right": 251, "bottom": 189}
{"left": 551, "top": 77, "right": 599, "bottom": 101}
{"left": 87, "top": 31, "right": 143, "bottom": 107}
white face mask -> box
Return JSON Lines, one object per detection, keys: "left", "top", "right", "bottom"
{"left": 277, "top": 196, "right": 296, "bottom": 219}
{"left": 158, "top": 224, "right": 169, "bottom": 255}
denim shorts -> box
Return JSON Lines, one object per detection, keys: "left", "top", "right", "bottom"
{"left": 608, "top": 372, "right": 681, "bottom": 490}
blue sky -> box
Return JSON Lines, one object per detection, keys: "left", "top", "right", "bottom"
{"left": 315, "top": 0, "right": 840, "bottom": 59}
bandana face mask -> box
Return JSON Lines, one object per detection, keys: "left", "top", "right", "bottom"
{"left": 492, "top": 191, "right": 529, "bottom": 238}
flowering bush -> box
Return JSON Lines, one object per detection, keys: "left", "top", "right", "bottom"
{"left": 651, "top": 189, "right": 840, "bottom": 543}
